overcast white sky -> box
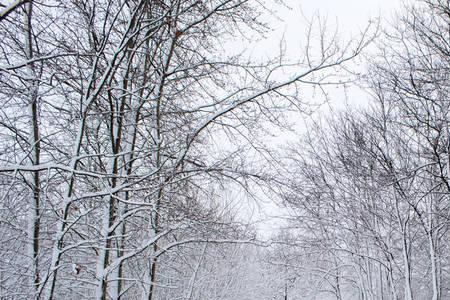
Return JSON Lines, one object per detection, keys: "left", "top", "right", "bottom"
{"left": 254, "top": 0, "right": 404, "bottom": 54}
{"left": 229, "top": 0, "right": 406, "bottom": 120}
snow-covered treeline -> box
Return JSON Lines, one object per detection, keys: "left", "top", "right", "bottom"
{"left": 3, "top": 0, "right": 448, "bottom": 299}
{"left": 272, "top": 1, "right": 450, "bottom": 299}
{"left": 0, "top": 0, "right": 368, "bottom": 299}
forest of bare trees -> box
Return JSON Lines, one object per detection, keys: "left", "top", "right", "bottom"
{"left": 0, "top": 0, "right": 449, "bottom": 299}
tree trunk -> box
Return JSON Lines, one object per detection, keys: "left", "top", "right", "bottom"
{"left": 24, "top": 2, "right": 41, "bottom": 297}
